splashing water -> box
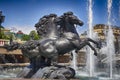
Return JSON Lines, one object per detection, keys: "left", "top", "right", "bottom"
{"left": 71, "top": 50, "right": 78, "bottom": 71}
{"left": 99, "top": 0, "right": 115, "bottom": 79}
{"left": 107, "top": 0, "right": 115, "bottom": 78}
{"left": 87, "top": 0, "right": 95, "bottom": 77}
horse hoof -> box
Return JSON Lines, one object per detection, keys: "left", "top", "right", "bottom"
{"left": 98, "top": 46, "right": 101, "bottom": 49}
{"left": 97, "top": 43, "right": 101, "bottom": 49}
{"left": 94, "top": 52, "right": 97, "bottom": 56}
{"left": 75, "top": 50, "right": 78, "bottom": 53}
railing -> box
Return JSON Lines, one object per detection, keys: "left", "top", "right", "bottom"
{"left": 0, "top": 39, "right": 9, "bottom": 46}
{"left": 0, "top": 63, "right": 30, "bottom": 67}
{"left": 0, "top": 39, "right": 26, "bottom": 47}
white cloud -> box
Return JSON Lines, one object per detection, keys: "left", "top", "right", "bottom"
{"left": 6, "top": 25, "right": 36, "bottom": 34}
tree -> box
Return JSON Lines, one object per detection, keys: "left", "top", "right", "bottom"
{"left": 0, "top": 30, "right": 5, "bottom": 39}
{"left": 29, "top": 30, "right": 40, "bottom": 40}
{"left": 21, "top": 30, "right": 40, "bottom": 41}
{"left": 0, "top": 26, "right": 7, "bottom": 39}
{"left": 21, "top": 34, "right": 30, "bottom": 41}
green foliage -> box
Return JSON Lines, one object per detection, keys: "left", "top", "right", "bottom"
{"left": 0, "top": 26, "right": 40, "bottom": 41}
{"left": 21, "top": 30, "right": 40, "bottom": 41}
{"left": 21, "top": 34, "right": 30, "bottom": 41}
{"left": 0, "top": 25, "right": 12, "bottom": 39}
{"left": 4, "top": 33, "right": 12, "bottom": 40}
{"left": 29, "top": 30, "right": 40, "bottom": 40}
{"left": 0, "top": 27, "right": 7, "bottom": 39}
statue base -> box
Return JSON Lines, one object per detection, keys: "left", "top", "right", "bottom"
{"left": 17, "top": 65, "right": 75, "bottom": 79}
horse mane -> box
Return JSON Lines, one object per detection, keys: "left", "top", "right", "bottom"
{"left": 35, "top": 18, "right": 48, "bottom": 37}
{"left": 35, "top": 14, "right": 58, "bottom": 37}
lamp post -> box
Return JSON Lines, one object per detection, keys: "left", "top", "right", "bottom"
{"left": 0, "top": 11, "right": 5, "bottom": 27}
{"left": 0, "top": 11, "right": 5, "bottom": 39}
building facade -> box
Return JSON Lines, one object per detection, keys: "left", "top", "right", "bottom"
{"left": 93, "top": 24, "right": 120, "bottom": 40}
{"left": 0, "top": 39, "right": 29, "bottom": 64}
{"left": 93, "top": 24, "right": 120, "bottom": 53}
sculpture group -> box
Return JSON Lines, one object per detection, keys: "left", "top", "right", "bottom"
{"left": 5, "top": 12, "right": 100, "bottom": 79}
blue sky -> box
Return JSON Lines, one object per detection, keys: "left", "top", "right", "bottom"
{"left": 0, "top": 0, "right": 120, "bottom": 34}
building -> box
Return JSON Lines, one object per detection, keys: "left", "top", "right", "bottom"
{"left": 93, "top": 24, "right": 120, "bottom": 40}
{"left": 0, "top": 26, "right": 10, "bottom": 33}
{"left": 0, "top": 27, "right": 30, "bottom": 65}
{"left": 0, "top": 39, "right": 29, "bottom": 64}
{"left": 93, "top": 24, "right": 120, "bottom": 53}
{"left": 0, "top": 26, "right": 11, "bottom": 39}
{"left": 15, "top": 30, "right": 24, "bottom": 41}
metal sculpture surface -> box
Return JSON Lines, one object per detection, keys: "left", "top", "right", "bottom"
{"left": 35, "top": 12, "right": 100, "bottom": 65}
{"left": 4, "top": 12, "right": 101, "bottom": 79}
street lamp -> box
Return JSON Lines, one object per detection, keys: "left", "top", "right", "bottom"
{"left": 0, "top": 11, "right": 5, "bottom": 39}
{"left": 0, "top": 11, "right": 5, "bottom": 26}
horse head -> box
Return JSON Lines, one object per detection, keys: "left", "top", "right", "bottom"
{"left": 64, "top": 11, "right": 84, "bottom": 26}
{"left": 56, "top": 11, "right": 84, "bottom": 35}
{"left": 55, "top": 12, "right": 84, "bottom": 26}
{"left": 35, "top": 15, "right": 49, "bottom": 37}
{"left": 35, "top": 14, "right": 58, "bottom": 38}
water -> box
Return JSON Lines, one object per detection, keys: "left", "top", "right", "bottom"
{"left": 74, "top": 0, "right": 117, "bottom": 79}
{"left": 86, "top": 0, "right": 115, "bottom": 79}
{"left": 71, "top": 50, "right": 78, "bottom": 71}
{"left": 96, "top": 0, "right": 116, "bottom": 79}
{"left": 107, "top": 0, "right": 115, "bottom": 78}
{"left": 0, "top": 67, "right": 23, "bottom": 78}
{"left": 87, "top": 0, "right": 95, "bottom": 77}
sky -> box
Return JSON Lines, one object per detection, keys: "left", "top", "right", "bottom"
{"left": 0, "top": 0, "right": 120, "bottom": 34}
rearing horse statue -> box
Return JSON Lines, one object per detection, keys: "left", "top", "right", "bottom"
{"left": 56, "top": 12, "right": 100, "bottom": 55}
{"left": 35, "top": 12, "right": 100, "bottom": 65}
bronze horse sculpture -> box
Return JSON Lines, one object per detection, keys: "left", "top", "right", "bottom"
{"left": 34, "top": 12, "right": 100, "bottom": 65}
{"left": 56, "top": 12, "right": 100, "bottom": 55}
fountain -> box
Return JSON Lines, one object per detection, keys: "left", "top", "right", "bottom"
{"left": 87, "top": 0, "right": 95, "bottom": 77}
{"left": 1, "top": 0, "right": 120, "bottom": 79}
{"left": 71, "top": 50, "right": 78, "bottom": 71}
{"left": 3, "top": 11, "right": 100, "bottom": 79}
{"left": 71, "top": 0, "right": 120, "bottom": 80}
{"left": 106, "top": 0, "right": 115, "bottom": 78}
{"left": 86, "top": 0, "right": 118, "bottom": 79}
{"left": 96, "top": 0, "right": 116, "bottom": 79}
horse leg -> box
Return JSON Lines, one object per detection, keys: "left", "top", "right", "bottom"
{"left": 47, "top": 46, "right": 58, "bottom": 66}
{"left": 39, "top": 40, "right": 59, "bottom": 66}
{"left": 86, "top": 42, "right": 97, "bottom": 56}
{"left": 77, "top": 41, "right": 98, "bottom": 56}
{"left": 48, "top": 44, "right": 58, "bottom": 66}
{"left": 85, "top": 38, "right": 101, "bottom": 49}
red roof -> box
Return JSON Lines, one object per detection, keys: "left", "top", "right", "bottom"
{"left": 17, "top": 30, "right": 23, "bottom": 34}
